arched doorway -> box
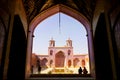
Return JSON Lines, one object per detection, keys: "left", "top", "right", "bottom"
{"left": 55, "top": 51, "right": 65, "bottom": 67}
{"left": 68, "top": 60, "right": 71, "bottom": 67}
{"left": 73, "top": 58, "right": 79, "bottom": 68}
{"left": 26, "top": 4, "right": 95, "bottom": 78}
{"left": 41, "top": 58, "right": 48, "bottom": 68}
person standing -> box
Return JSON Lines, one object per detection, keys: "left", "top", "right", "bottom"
{"left": 37, "top": 60, "right": 41, "bottom": 74}
{"left": 38, "top": 65, "right": 41, "bottom": 74}
{"left": 83, "top": 67, "right": 88, "bottom": 74}
{"left": 31, "top": 65, "right": 34, "bottom": 74}
{"left": 78, "top": 67, "right": 82, "bottom": 74}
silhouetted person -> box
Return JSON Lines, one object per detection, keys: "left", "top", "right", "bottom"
{"left": 83, "top": 67, "right": 88, "bottom": 74}
{"left": 38, "top": 66, "right": 41, "bottom": 74}
{"left": 78, "top": 67, "right": 82, "bottom": 74}
{"left": 31, "top": 65, "right": 34, "bottom": 74}
{"left": 36, "top": 60, "right": 41, "bottom": 73}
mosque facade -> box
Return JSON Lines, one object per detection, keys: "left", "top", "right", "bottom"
{"left": 37, "top": 38, "right": 89, "bottom": 73}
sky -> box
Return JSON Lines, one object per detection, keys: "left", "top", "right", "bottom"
{"left": 32, "top": 13, "right": 88, "bottom": 55}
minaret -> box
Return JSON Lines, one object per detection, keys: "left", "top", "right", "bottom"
{"left": 49, "top": 37, "right": 55, "bottom": 47}
{"left": 66, "top": 37, "right": 72, "bottom": 47}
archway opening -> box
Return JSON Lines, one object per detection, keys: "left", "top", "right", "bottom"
{"left": 26, "top": 4, "right": 95, "bottom": 78}
{"left": 31, "top": 12, "right": 90, "bottom": 74}
{"left": 55, "top": 51, "right": 65, "bottom": 67}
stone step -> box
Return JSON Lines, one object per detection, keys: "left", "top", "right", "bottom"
{"left": 29, "top": 77, "right": 95, "bottom": 80}
{"left": 29, "top": 74, "right": 95, "bottom": 80}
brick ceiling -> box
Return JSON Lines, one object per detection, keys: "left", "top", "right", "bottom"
{"left": 23, "top": 0, "right": 96, "bottom": 23}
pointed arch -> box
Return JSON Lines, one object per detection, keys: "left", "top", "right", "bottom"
{"left": 29, "top": 4, "right": 91, "bottom": 32}
{"left": 26, "top": 4, "right": 95, "bottom": 77}
{"left": 55, "top": 51, "right": 65, "bottom": 67}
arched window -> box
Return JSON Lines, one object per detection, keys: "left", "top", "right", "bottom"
{"left": 81, "top": 59, "right": 85, "bottom": 67}
{"left": 73, "top": 58, "right": 79, "bottom": 67}
{"left": 50, "top": 50, "right": 53, "bottom": 55}
{"left": 68, "top": 50, "right": 71, "bottom": 55}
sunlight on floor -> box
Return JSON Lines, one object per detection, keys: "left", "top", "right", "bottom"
{"left": 32, "top": 67, "right": 86, "bottom": 74}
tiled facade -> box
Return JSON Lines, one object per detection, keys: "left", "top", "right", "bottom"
{"left": 36, "top": 38, "right": 89, "bottom": 74}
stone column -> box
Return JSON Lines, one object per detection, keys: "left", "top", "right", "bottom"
{"left": 87, "top": 29, "right": 96, "bottom": 77}
{"left": 71, "top": 51, "right": 74, "bottom": 68}
{"left": 53, "top": 50, "right": 55, "bottom": 68}
{"left": 104, "top": 5, "right": 117, "bottom": 79}
{"left": 25, "top": 31, "right": 33, "bottom": 78}
{"left": 3, "top": 14, "right": 14, "bottom": 80}
{"left": 64, "top": 55, "right": 67, "bottom": 68}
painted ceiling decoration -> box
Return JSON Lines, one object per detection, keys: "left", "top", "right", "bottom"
{"left": 23, "top": 0, "right": 96, "bottom": 23}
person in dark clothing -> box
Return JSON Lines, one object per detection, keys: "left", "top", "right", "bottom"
{"left": 83, "top": 67, "right": 88, "bottom": 74}
{"left": 37, "top": 60, "right": 41, "bottom": 74}
{"left": 78, "top": 67, "right": 82, "bottom": 74}
{"left": 38, "top": 65, "right": 41, "bottom": 74}
{"left": 31, "top": 65, "right": 34, "bottom": 74}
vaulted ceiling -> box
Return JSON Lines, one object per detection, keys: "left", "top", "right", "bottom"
{"left": 23, "top": 0, "right": 96, "bottom": 23}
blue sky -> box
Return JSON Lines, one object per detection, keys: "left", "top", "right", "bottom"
{"left": 32, "top": 13, "right": 88, "bottom": 55}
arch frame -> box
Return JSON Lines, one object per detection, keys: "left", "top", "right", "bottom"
{"left": 26, "top": 4, "right": 95, "bottom": 78}
{"left": 55, "top": 51, "right": 65, "bottom": 67}
{"left": 29, "top": 4, "right": 90, "bottom": 32}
